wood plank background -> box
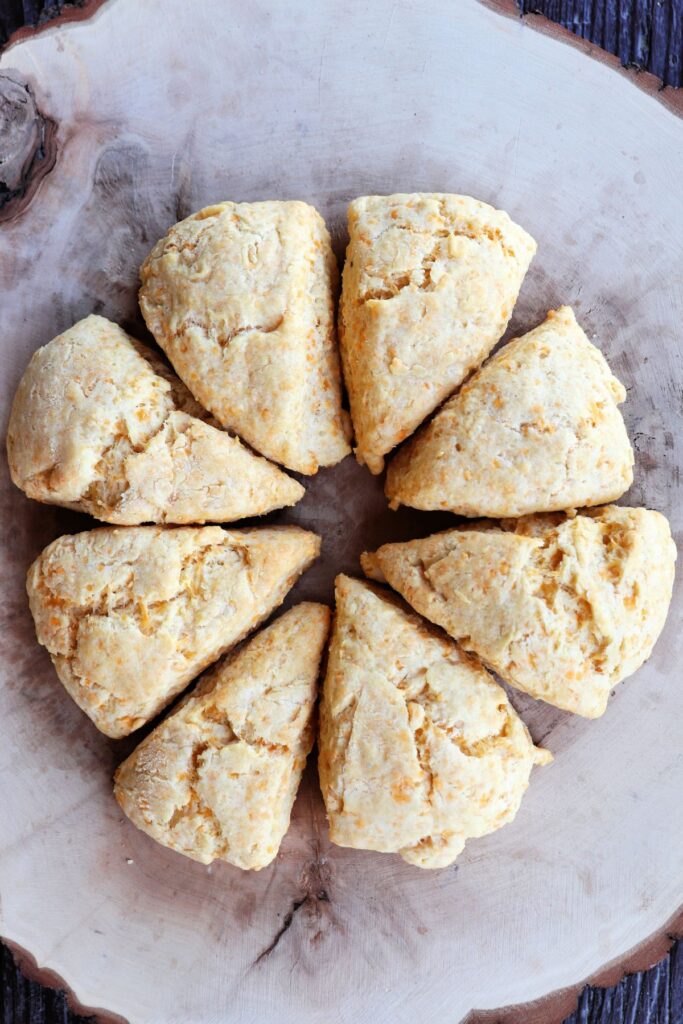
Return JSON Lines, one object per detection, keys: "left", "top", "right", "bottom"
{"left": 0, "top": 1, "right": 681, "bottom": 1022}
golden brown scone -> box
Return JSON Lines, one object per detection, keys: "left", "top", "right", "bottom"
{"left": 362, "top": 506, "right": 676, "bottom": 718}
{"left": 27, "top": 525, "right": 320, "bottom": 738}
{"left": 7, "top": 315, "right": 304, "bottom": 525}
{"left": 339, "top": 193, "right": 537, "bottom": 473}
{"left": 139, "top": 201, "right": 351, "bottom": 474}
{"left": 318, "top": 575, "right": 550, "bottom": 869}
{"left": 114, "top": 603, "right": 330, "bottom": 870}
{"left": 386, "top": 307, "right": 634, "bottom": 516}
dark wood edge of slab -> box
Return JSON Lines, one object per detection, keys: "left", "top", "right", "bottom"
{"left": 467, "top": 905, "right": 683, "bottom": 1023}
{"left": 480, "top": 0, "right": 683, "bottom": 119}
{"left": 5, "top": 904, "right": 681, "bottom": 1024}
{"left": 1, "top": 0, "right": 111, "bottom": 54}
{"left": 2, "top": 937, "right": 129, "bottom": 1024}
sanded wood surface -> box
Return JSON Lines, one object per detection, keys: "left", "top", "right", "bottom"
{"left": 3, "top": 0, "right": 682, "bottom": 88}
{"left": 0, "top": 2, "right": 682, "bottom": 1023}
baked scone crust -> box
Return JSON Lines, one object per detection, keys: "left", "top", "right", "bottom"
{"left": 114, "top": 603, "right": 330, "bottom": 870}
{"left": 362, "top": 507, "right": 676, "bottom": 718}
{"left": 7, "top": 315, "right": 304, "bottom": 524}
{"left": 386, "top": 307, "right": 634, "bottom": 516}
{"left": 27, "top": 525, "right": 320, "bottom": 737}
{"left": 339, "top": 193, "right": 537, "bottom": 473}
{"left": 318, "top": 575, "right": 549, "bottom": 869}
{"left": 139, "top": 201, "right": 351, "bottom": 474}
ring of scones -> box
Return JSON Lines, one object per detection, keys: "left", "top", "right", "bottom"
{"left": 362, "top": 506, "right": 676, "bottom": 718}
{"left": 11, "top": 191, "right": 678, "bottom": 873}
{"left": 318, "top": 576, "right": 550, "bottom": 869}
{"left": 115, "top": 603, "right": 330, "bottom": 870}
{"left": 139, "top": 200, "right": 351, "bottom": 474}
{"left": 339, "top": 193, "right": 537, "bottom": 473}
{"left": 7, "top": 316, "right": 304, "bottom": 525}
{"left": 386, "top": 307, "right": 634, "bottom": 517}
{"left": 27, "top": 525, "right": 320, "bottom": 738}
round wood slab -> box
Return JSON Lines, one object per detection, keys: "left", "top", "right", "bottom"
{"left": 0, "top": 2, "right": 681, "bottom": 1021}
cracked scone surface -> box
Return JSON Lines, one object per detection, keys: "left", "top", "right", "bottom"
{"left": 362, "top": 507, "right": 676, "bottom": 718}
{"left": 386, "top": 307, "right": 633, "bottom": 516}
{"left": 7, "top": 315, "right": 303, "bottom": 525}
{"left": 114, "top": 603, "right": 330, "bottom": 870}
{"left": 139, "top": 200, "right": 351, "bottom": 474}
{"left": 318, "top": 575, "right": 549, "bottom": 869}
{"left": 27, "top": 525, "right": 320, "bottom": 738}
{"left": 338, "top": 193, "right": 537, "bottom": 473}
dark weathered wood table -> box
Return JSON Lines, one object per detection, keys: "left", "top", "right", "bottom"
{"left": 0, "top": 1, "right": 681, "bottom": 1022}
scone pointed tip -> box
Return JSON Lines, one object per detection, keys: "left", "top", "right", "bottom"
{"left": 534, "top": 746, "right": 554, "bottom": 767}
{"left": 359, "top": 551, "right": 385, "bottom": 583}
{"left": 252, "top": 524, "right": 322, "bottom": 582}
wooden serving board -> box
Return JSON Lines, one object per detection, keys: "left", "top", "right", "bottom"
{"left": 0, "top": 2, "right": 681, "bottom": 1022}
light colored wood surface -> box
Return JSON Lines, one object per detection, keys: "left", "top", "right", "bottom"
{"left": 0, "top": 2, "right": 681, "bottom": 1022}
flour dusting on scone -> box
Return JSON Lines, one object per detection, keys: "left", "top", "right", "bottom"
{"left": 339, "top": 193, "right": 537, "bottom": 473}
{"left": 7, "top": 315, "right": 304, "bottom": 524}
{"left": 27, "top": 525, "right": 320, "bottom": 737}
{"left": 386, "top": 307, "right": 634, "bottom": 516}
{"left": 362, "top": 507, "right": 676, "bottom": 717}
{"left": 318, "top": 575, "right": 549, "bottom": 869}
{"left": 115, "top": 603, "right": 330, "bottom": 870}
{"left": 139, "top": 201, "right": 351, "bottom": 474}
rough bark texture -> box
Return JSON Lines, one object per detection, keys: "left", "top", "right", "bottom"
{"left": 520, "top": 0, "right": 683, "bottom": 86}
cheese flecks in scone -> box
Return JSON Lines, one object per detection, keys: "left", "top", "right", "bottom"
{"left": 386, "top": 307, "right": 634, "bottom": 516}
{"left": 338, "top": 193, "right": 537, "bottom": 474}
{"left": 361, "top": 506, "right": 676, "bottom": 718}
{"left": 139, "top": 200, "right": 351, "bottom": 474}
{"left": 7, "top": 315, "right": 304, "bottom": 525}
{"left": 27, "top": 525, "right": 320, "bottom": 738}
{"left": 318, "top": 575, "right": 549, "bottom": 869}
{"left": 114, "top": 603, "right": 330, "bottom": 870}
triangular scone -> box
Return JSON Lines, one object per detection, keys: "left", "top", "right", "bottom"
{"left": 318, "top": 575, "right": 549, "bottom": 869}
{"left": 114, "top": 603, "right": 330, "bottom": 870}
{"left": 27, "top": 525, "right": 320, "bottom": 738}
{"left": 386, "top": 307, "right": 634, "bottom": 516}
{"left": 362, "top": 507, "right": 676, "bottom": 718}
{"left": 339, "top": 193, "right": 537, "bottom": 473}
{"left": 139, "top": 201, "right": 351, "bottom": 474}
{"left": 7, "top": 315, "right": 304, "bottom": 525}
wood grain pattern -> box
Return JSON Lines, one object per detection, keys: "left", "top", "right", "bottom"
{"left": 0, "top": 2, "right": 682, "bottom": 1024}
{"left": 3, "top": 0, "right": 681, "bottom": 88}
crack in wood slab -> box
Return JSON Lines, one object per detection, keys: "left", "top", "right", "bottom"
{"left": 252, "top": 888, "right": 332, "bottom": 967}
{"left": 253, "top": 896, "right": 308, "bottom": 965}
{"left": 252, "top": 853, "right": 334, "bottom": 968}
